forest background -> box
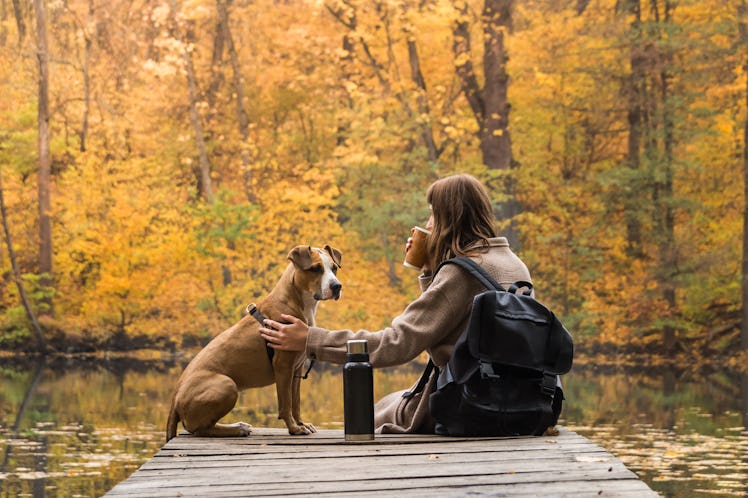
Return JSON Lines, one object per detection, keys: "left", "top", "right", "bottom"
{"left": 0, "top": 0, "right": 745, "bottom": 365}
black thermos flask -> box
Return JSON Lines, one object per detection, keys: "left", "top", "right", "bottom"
{"left": 343, "top": 339, "right": 374, "bottom": 441}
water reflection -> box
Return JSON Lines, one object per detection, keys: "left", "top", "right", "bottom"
{"left": 0, "top": 356, "right": 174, "bottom": 497}
{"left": 562, "top": 366, "right": 748, "bottom": 497}
{"left": 0, "top": 356, "right": 745, "bottom": 497}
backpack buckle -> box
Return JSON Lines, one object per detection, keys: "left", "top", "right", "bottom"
{"left": 480, "top": 361, "right": 500, "bottom": 380}
{"left": 541, "top": 373, "right": 557, "bottom": 397}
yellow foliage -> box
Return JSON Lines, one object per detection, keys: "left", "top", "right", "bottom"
{"left": 0, "top": 0, "right": 744, "bottom": 359}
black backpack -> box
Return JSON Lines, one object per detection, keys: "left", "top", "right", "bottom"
{"left": 424, "top": 257, "right": 574, "bottom": 437}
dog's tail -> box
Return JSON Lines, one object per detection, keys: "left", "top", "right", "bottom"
{"left": 166, "top": 393, "right": 180, "bottom": 442}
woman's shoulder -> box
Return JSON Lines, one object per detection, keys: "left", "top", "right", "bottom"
{"left": 472, "top": 242, "right": 532, "bottom": 284}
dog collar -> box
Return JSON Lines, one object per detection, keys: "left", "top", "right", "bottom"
{"left": 246, "top": 303, "right": 265, "bottom": 324}
{"left": 246, "top": 303, "right": 275, "bottom": 362}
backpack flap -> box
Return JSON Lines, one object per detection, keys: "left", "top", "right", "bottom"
{"left": 468, "top": 290, "right": 573, "bottom": 376}
{"left": 546, "top": 314, "right": 574, "bottom": 374}
{"left": 469, "top": 291, "right": 550, "bottom": 371}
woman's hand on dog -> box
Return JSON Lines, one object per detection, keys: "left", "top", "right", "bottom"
{"left": 260, "top": 315, "right": 308, "bottom": 351}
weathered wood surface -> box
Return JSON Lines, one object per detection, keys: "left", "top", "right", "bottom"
{"left": 104, "top": 427, "right": 658, "bottom": 497}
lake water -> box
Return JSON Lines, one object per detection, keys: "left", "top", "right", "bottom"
{"left": 0, "top": 354, "right": 746, "bottom": 497}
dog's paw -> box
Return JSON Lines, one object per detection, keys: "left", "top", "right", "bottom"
{"left": 288, "top": 423, "right": 315, "bottom": 435}
{"left": 301, "top": 422, "right": 317, "bottom": 434}
{"left": 235, "top": 422, "right": 252, "bottom": 436}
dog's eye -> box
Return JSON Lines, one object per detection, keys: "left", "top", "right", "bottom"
{"left": 332, "top": 266, "right": 338, "bottom": 274}
{"left": 310, "top": 264, "right": 323, "bottom": 273}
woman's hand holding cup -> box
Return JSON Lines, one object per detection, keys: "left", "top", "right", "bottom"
{"left": 403, "top": 226, "right": 430, "bottom": 271}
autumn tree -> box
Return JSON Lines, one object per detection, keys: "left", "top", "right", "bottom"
{"left": 34, "top": 0, "right": 53, "bottom": 316}
{"left": 168, "top": 0, "right": 214, "bottom": 203}
{"left": 453, "top": 0, "right": 518, "bottom": 246}
{"left": 651, "top": 0, "right": 677, "bottom": 352}
{"left": 324, "top": 0, "right": 444, "bottom": 285}
{"left": 0, "top": 0, "right": 746, "bottom": 359}
{"left": 215, "top": 0, "right": 255, "bottom": 204}
{"left": 0, "top": 167, "right": 46, "bottom": 351}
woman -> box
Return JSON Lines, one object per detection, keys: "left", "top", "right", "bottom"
{"left": 259, "top": 173, "right": 532, "bottom": 433}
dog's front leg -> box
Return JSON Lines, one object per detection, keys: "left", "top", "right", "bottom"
{"left": 274, "top": 352, "right": 311, "bottom": 435}
{"left": 292, "top": 365, "right": 316, "bottom": 434}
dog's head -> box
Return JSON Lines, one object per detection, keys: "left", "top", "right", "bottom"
{"left": 288, "top": 245, "right": 342, "bottom": 301}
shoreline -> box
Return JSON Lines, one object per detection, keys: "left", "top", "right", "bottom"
{"left": 0, "top": 348, "right": 745, "bottom": 374}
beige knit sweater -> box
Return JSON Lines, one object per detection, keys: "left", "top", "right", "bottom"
{"left": 305, "top": 237, "right": 532, "bottom": 433}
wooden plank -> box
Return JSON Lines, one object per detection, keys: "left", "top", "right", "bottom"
{"left": 140, "top": 447, "right": 612, "bottom": 472}
{"left": 104, "top": 427, "right": 658, "bottom": 497}
{"left": 155, "top": 436, "right": 597, "bottom": 450}
{"left": 105, "top": 480, "right": 655, "bottom": 498}
{"left": 146, "top": 449, "right": 607, "bottom": 470}
{"left": 161, "top": 428, "right": 547, "bottom": 445}
{"left": 155, "top": 430, "right": 596, "bottom": 457}
{"left": 105, "top": 472, "right": 654, "bottom": 498}
{"left": 151, "top": 441, "right": 600, "bottom": 460}
{"left": 113, "top": 458, "right": 633, "bottom": 483}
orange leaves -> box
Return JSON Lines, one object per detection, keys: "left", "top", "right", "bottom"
{"left": 52, "top": 152, "right": 209, "bottom": 341}
{"left": 0, "top": 0, "right": 744, "bottom": 357}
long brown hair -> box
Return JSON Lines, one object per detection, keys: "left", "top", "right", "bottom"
{"left": 426, "top": 174, "right": 497, "bottom": 269}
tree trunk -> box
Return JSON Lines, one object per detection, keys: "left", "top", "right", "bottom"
{"left": 622, "top": 0, "right": 645, "bottom": 258}
{"left": 34, "top": 0, "right": 52, "bottom": 314}
{"left": 11, "top": 0, "right": 24, "bottom": 44}
{"left": 217, "top": 0, "right": 255, "bottom": 204}
{"left": 1, "top": 0, "right": 8, "bottom": 45}
{"left": 452, "top": 1, "right": 484, "bottom": 129}
{"left": 481, "top": 0, "right": 518, "bottom": 246}
{"left": 169, "top": 0, "right": 214, "bottom": 204}
{"left": 406, "top": 37, "right": 439, "bottom": 163}
{"left": 206, "top": 5, "right": 225, "bottom": 109}
{"left": 325, "top": 1, "right": 356, "bottom": 148}
{"left": 481, "top": 0, "right": 512, "bottom": 174}
{"left": 80, "top": 0, "right": 93, "bottom": 152}
{"left": 0, "top": 168, "right": 47, "bottom": 352}
{"left": 453, "top": 0, "right": 518, "bottom": 247}
{"left": 381, "top": 230, "right": 400, "bottom": 287}
{"left": 655, "top": 0, "right": 676, "bottom": 352}
{"left": 185, "top": 37, "right": 214, "bottom": 204}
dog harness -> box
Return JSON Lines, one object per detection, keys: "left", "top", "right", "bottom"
{"left": 246, "top": 303, "right": 315, "bottom": 379}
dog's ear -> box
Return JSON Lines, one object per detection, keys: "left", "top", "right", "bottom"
{"left": 288, "top": 245, "right": 314, "bottom": 270}
{"left": 324, "top": 245, "right": 342, "bottom": 268}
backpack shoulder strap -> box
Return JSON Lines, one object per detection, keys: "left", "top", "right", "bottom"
{"left": 435, "top": 256, "right": 504, "bottom": 292}
{"left": 402, "top": 358, "right": 436, "bottom": 399}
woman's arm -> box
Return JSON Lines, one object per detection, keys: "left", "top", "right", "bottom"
{"left": 261, "top": 264, "right": 474, "bottom": 368}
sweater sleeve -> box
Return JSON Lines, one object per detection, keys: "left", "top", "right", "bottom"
{"left": 305, "top": 265, "right": 472, "bottom": 368}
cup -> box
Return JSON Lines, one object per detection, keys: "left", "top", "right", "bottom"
{"left": 403, "top": 226, "right": 430, "bottom": 270}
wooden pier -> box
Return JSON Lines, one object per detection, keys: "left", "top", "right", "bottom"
{"left": 104, "top": 427, "right": 658, "bottom": 497}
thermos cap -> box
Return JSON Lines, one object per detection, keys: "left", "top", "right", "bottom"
{"left": 346, "top": 339, "right": 368, "bottom": 355}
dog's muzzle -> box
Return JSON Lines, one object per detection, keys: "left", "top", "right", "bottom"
{"left": 331, "top": 281, "right": 342, "bottom": 300}
{"left": 316, "top": 281, "right": 342, "bottom": 301}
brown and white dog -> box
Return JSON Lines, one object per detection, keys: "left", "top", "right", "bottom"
{"left": 166, "top": 245, "right": 342, "bottom": 441}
